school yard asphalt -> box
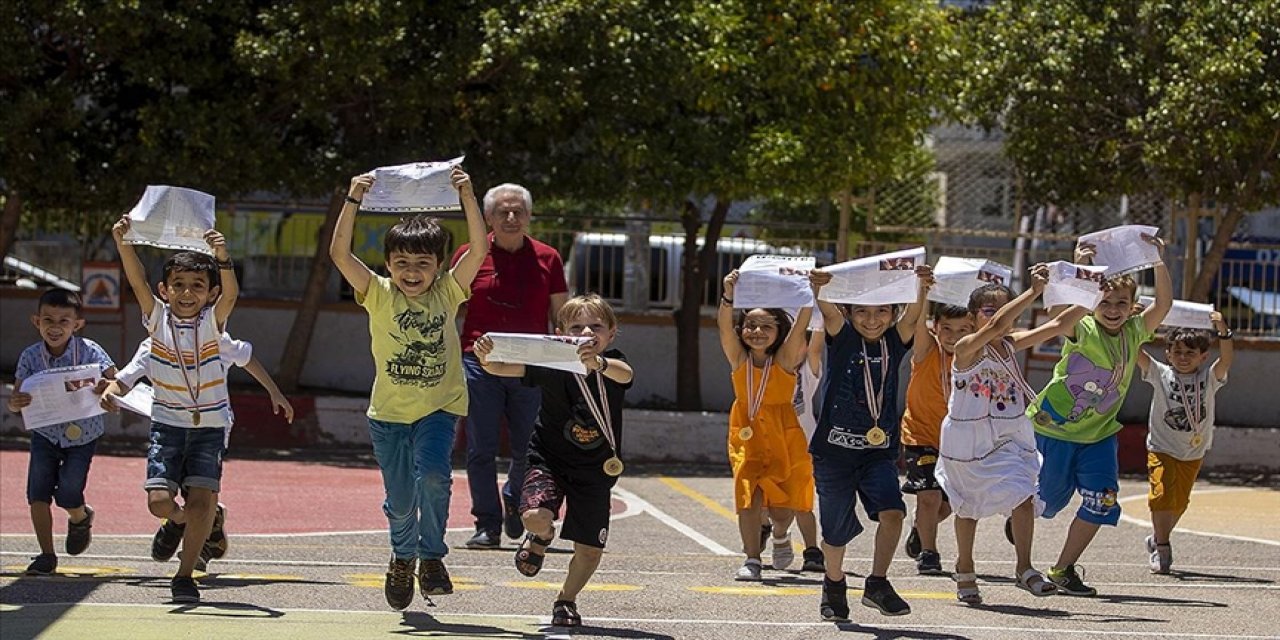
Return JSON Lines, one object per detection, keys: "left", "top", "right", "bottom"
{"left": 0, "top": 448, "right": 1277, "bottom": 640}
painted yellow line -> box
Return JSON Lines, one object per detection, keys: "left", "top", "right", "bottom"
{"left": 692, "top": 585, "right": 957, "bottom": 600}
{"left": 3, "top": 565, "right": 133, "bottom": 577}
{"left": 501, "top": 580, "right": 642, "bottom": 592}
{"left": 660, "top": 477, "right": 737, "bottom": 521}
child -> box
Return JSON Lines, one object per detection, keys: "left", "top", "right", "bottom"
{"left": 935, "top": 267, "right": 1088, "bottom": 604}
{"left": 717, "top": 270, "right": 815, "bottom": 580}
{"left": 8, "top": 289, "right": 116, "bottom": 575}
{"left": 472, "top": 294, "right": 633, "bottom": 627}
{"left": 1136, "top": 312, "right": 1233, "bottom": 574}
{"left": 899, "top": 302, "right": 972, "bottom": 575}
{"left": 109, "top": 217, "right": 239, "bottom": 603}
{"left": 1028, "top": 234, "right": 1172, "bottom": 596}
{"left": 328, "top": 166, "right": 488, "bottom": 610}
{"left": 808, "top": 265, "right": 931, "bottom": 621}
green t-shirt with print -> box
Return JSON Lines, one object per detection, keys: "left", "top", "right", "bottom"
{"left": 1029, "top": 315, "right": 1154, "bottom": 444}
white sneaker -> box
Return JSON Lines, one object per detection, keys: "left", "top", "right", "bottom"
{"left": 771, "top": 534, "right": 795, "bottom": 571}
{"left": 735, "top": 558, "right": 763, "bottom": 581}
{"left": 1147, "top": 536, "right": 1172, "bottom": 574}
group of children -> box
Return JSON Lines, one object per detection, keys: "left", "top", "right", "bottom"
{"left": 8, "top": 188, "right": 1235, "bottom": 624}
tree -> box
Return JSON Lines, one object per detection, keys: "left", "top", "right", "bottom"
{"left": 964, "top": 0, "right": 1280, "bottom": 302}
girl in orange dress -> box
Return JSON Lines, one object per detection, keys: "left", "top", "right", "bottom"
{"left": 718, "top": 269, "right": 816, "bottom": 581}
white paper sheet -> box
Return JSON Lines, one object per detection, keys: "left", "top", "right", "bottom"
{"left": 19, "top": 364, "right": 105, "bottom": 430}
{"left": 122, "top": 186, "right": 217, "bottom": 254}
{"left": 1137, "top": 296, "right": 1214, "bottom": 329}
{"left": 927, "top": 256, "right": 1014, "bottom": 307}
{"left": 1043, "top": 261, "right": 1107, "bottom": 309}
{"left": 362, "top": 156, "right": 465, "bottom": 212}
{"left": 734, "top": 255, "right": 816, "bottom": 310}
{"left": 1078, "top": 224, "right": 1162, "bottom": 276}
{"left": 115, "top": 382, "right": 155, "bottom": 417}
{"left": 483, "top": 333, "right": 593, "bottom": 374}
{"left": 817, "top": 247, "right": 925, "bottom": 306}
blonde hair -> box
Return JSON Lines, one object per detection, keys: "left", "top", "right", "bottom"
{"left": 556, "top": 293, "right": 619, "bottom": 330}
{"left": 1102, "top": 274, "right": 1138, "bottom": 300}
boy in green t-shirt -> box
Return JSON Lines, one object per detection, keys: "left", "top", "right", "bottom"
{"left": 1025, "top": 234, "right": 1171, "bottom": 597}
{"left": 329, "top": 165, "right": 488, "bottom": 610}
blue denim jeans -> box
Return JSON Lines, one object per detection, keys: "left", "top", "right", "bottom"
{"left": 27, "top": 435, "right": 97, "bottom": 507}
{"left": 369, "top": 411, "right": 458, "bottom": 560}
{"left": 144, "top": 423, "right": 227, "bottom": 493}
{"left": 461, "top": 354, "right": 542, "bottom": 533}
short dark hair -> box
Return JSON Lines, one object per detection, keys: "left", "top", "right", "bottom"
{"left": 384, "top": 215, "right": 451, "bottom": 264}
{"left": 162, "top": 251, "right": 220, "bottom": 288}
{"left": 734, "top": 307, "right": 794, "bottom": 356}
{"left": 1167, "top": 327, "right": 1212, "bottom": 353}
{"left": 37, "top": 288, "right": 83, "bottom": 314}
{"left": 968, "top": 283, "right": 1013, "bottom": 314}
{"left": 932, "top": 303, "right": 970, "bottom": 321}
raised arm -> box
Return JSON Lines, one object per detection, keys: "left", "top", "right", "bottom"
{"left": 1141, "top": 234, "right": 1173, "bottom": 334}
{"left": 447, "top": 167, "right": 490, "bottom": 290}
{"left": 579, "top": 343, "right": 635, "bottom": 384}
{"left": 1046, "top": 241, "right": 1098, "bottom": 340}
{"left": 805, "top": 328, "right": 824, "bottom": 376}
{"left": 242, "top": 356, "right": 295, "bottom": 424}
{"left": 897, "top": 264, "right": 933, "bottom": 343}
{"left": 1210, "top": 311, "right": 1234, "bottom": 382}
{"left": 776, "top": 306, "right": 814, "bottom": 373}
{"left": 207, "top": 229, "right": 238, "bottom": 330}
{"left": 911, "top": 299, "right": 936, "bottom": 365}
{"left": 717, "top": 270, "right": 746, "bottom": 366}
{"left": 1010, "top": 304, "right": 1091, "bottom": 352}
{"left": 112, "top": 216, "right": 156, "bottom": 318}
{"left": 473, "top": 333, "right": 527, "bottom": 378}
{"left": 955, "top": 263, "right": 1048, "bottom": 365}
{"left": 810, "top": 269, "right": 845, "bottom": 337}
{"left": 328, "top": 174, "right": 376, "bottom": 297}
{"left": 1136, "top": 347, "right": 1153, "bottom": 376}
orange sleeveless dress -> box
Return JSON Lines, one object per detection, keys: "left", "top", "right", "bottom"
{"left": 728, "top": 360, "right": 815, "bottom": 512}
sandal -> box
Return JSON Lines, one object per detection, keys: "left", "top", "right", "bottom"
{"left": 551, "top": 599, "right": 581, "bottom": 627}
{"left": 514, "top": 530, "right": 554, "bottom": 577}
{"left": 1016, "top": 568, "right": 1057, "bottom": 596}
{"left": 952, "top": 572, "right": 983, "bottom": 605}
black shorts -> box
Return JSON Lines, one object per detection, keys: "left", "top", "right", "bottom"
{"left": 901, "top": 446, "right": 947, "bottom": 499}
{"left": 519, "top": 465, "right": 615, "bottom": 548}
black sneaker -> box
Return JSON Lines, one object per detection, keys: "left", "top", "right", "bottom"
{"left": 171, "top": 576, "right": 200, "bottom": 603}
{"left": 861, "top": 577, "right": 911, "bottom": 616}
{"left": 1004, "top": 517, "right": 1015, "bottom": 545}
{"left": 802, "top": 547, "right": 825, "bottom": 573}
{"left": 384, "top": 557, "right": 416, "bottom": 610}
{"left": 916, "top": 549, "right": 943, "bottom": 575}
{"left": 820, "top": 577, "right": 849, "bottom": 621}
{"left": 1048, "top": 564, "right": 1097, "bottom": 597}
{"left": 205, "top": 503, "right": 228, "bottom": 559}
{"left": 25, "top": 553, "right": 57, "bottom": 575}
{"left": 502, "top": 496, "right": 524, "bottom": 540}
{"left": 65, "top": 505, "right": 94, "bottom": 555}
{"left": 151, "top": 520, "right": 185, "bottom": 562}
{"left": 465, "top": 528, "right": 501, "bottom": 549}
{"left": 904, "top": 525, "right": 921, "bottom": 559}
{"left": 419, "top": 558, "right": 454, "bottom": 596}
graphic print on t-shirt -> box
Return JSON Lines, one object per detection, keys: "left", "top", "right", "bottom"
{"left": 386, "top": 308, "right": 448, "bottom": 388}
{"left": 564, "top": 399, "right": 607, "bottom": 450}
{"left": 1162, "top": 375, "right": 1204, "bottom": 433}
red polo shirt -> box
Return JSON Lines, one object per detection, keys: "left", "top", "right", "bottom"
{"left": 452, "top": 233, "right": 568, "bottom": 352}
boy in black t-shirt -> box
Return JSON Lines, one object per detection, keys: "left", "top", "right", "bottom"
{"left": 473, "top": 294, "right": 633, "bottom": 628}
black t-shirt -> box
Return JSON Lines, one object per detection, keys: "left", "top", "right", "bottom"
{"left": 524, "top": 348, "right": 631, "bottom": 473}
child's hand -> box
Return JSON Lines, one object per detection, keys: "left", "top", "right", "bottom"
{"left": 450, "top": 167, "right": 474, "bottom": 197}
{"left": 1074, "top": 241, "right": 1096, "bottom": 265}
{"left": 1140, "top": 233, "right": 1165, "bottom": 257}
{"left": 204, "top": 229, "right": 230, "bottom": 261}
{"left": 112, "top": 216, "right": 132, "bottom": 244}
{"left": 809, "top": 269, "right": 832, "bottom": 291}
{"left": 7, "top": 391, "right": 32, "bottom": 413}
{"left": 473, "top": 334, "right": 495, "bottom": 364}
{"left": 915, "top": 264, "right": 935, "bottom": 290}
{"left": 578, "top": 343, "right": 605, "bottom": 372}
{"left": 349, "top": 173, "right": 375, "bottom": 199}
{"left": 723, "top": 270, "right": 739, "bottom": 299}
{"left": 1210, "top": 310, "right": 1227, "bottom": 332}
{"left": 270, "top": 391, "right": 295, "bottom": 424}
{"left": 1029, "top": 262, "right": 1049, "bottom": 292}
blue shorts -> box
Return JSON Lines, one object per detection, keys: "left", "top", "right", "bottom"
{"left": 1037, "top": 433, "right": 1121, "bottom": 526}
{"left": 27, "top": 435, "right": 97, "bottom": 507}
{"left": 813, "top": 454, "right": 906, "bottom": 547}
{"left": 145, "top": 423, "right": 227, "bottom": 494}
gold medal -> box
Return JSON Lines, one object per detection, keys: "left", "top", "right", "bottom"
{"left": 1190, "top": 434, "right": 1203, "bottom": 448}
{"left": 192, "top": 411, "right": 201, "bottom": 426}
{"left": 1033, "top": 410, "right": 1053, "bottom": 427}
{"left": 603, "top": 456, "right": 624, "bottom": 477}
{"left": 738, "top": 426, "right": 754, "bottom": 441}
{"left": 865, "top": 426, "right": 887, "bottom": 446}
{"left": 65, "top": 423, "right": 83, "bottom": 440}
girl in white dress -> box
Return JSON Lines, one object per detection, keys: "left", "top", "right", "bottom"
{"left": 935, "top": 265, "right": 1087, "bottom": 604}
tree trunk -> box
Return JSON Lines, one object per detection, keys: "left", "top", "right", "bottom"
{"left": 673, "top": 197, "right": 731, "bottom": 411}
{"left": 1188, "top": 205, "right": 1246, "bottom": 303}
{"left": 275, "top": 190, "right": 345, "bottom": 393}
{"left": 0, "top": 191, "right": 22, "bottom": 260}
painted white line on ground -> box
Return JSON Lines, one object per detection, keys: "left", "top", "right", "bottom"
{"left": 612, "top": 485, "right": 736, "bottom": 556}
{"left": 3, "top": 602, "right": 1278, "bottom": 639}
{"left": 1117, "top": 488, "right": 1280, "bottom": 547}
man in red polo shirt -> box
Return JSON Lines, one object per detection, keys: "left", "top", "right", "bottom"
{"left": 452, "top": 183, "right": 569, "bottom": 548}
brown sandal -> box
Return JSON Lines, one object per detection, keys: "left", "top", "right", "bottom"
{"left": 514, "top": 530, "right": 554, "bottom": 577}
{"left": 552, "top": 600, "right": 581, "bottom": 626}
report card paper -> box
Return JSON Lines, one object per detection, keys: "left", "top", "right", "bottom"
{"left": 928, "top": 256, "right": 1013, "bottom": 307}
{"left": 734, "top": 255, "right": 816, "bottom": 310}
{"left": 1043, "top": 261, "right": 1106, "bottom": 309}
{"left": 1138, "top": 296, "right": 1214, "bottom": 329}
{"left": 1078, "top": 224, "right": 1162, "bottom": 276}
{"left": 482, "top": 333, "right": 593, "bottom": 375}
{"left": 362, "top": 156, "right": 465, "bottom": 212}
{"left": 122, "top": 186, "right": 216, "bottom": 254}
{"left": 19, "top": 364, "right": 105, "bottom": 430}
{"left": 817, "top": 247, "right": 925, "bottom": 306}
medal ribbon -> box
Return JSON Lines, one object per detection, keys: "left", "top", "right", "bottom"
{"left": 985, "top": 339, "right": 1037, "bottom": 408}
{"left": 1174, "top": 371, "right": 1205, "bottom": 440}
{"left": 861, "top": 339, "right": 889, "bottom": 427}
{"left": 1101, "top": 329, "right": 1130, "bottom": 395}
{"left": 745, "top": 356, "right": 774, "bottom": 425}
{"left": 574, "top": 369, "right": 616, "bottom": 455}
{"left": 42, "top": 337, "right": 81, "bottom": 370}
{"left": 168, "top": 311, "right": 202, "bottom": 415}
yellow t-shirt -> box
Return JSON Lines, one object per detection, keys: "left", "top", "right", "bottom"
{"left": 357, "top": 272, "right": 470, "bottom": 422}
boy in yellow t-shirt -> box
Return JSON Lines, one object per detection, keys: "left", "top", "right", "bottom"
{"left": 329, "top": 166, "right": 489, "bottom": 610}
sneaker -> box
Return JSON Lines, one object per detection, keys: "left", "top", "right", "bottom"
{"left": 25, "top": 553, "right": 57, "bottom": 575}
{"left": 170, "top": 576, "right": 200, "bottom": 603}
{"left": 384, "top": 557, "right": 416, "bottom": 610}
{"left": 802, "top": 546, "right": 825, "bottom": 573}
{"left": 502, "top": 495, "right": 524, "bottom": 540}
{"left": 904, "top": 525, "right": 921, "bottom": 559}
{"left": 734, "top": 558, "right": 763, "bottom": 581}
{"left": 465, "top": 528, "right": 501, "bottom": 549}
{"left": 820, "top": 577, "right": 850, "bottom": 622}
{"left": 206, "top": 503, "right": 228, "bottom": 559}
{"left": 151, "top": 520, "right": 185, "bottom": 562}
{"left": 861, "top": 577, "right": 911, "bottom": 616}
{"left": 1048, "top": 564, "right": 1097, "bottom": 597}
{"left": 759, "top": 522, "right": 772, "bottom": 551}
{"left": 194, "top": 545, "right": 214, "bottom": 573}
{"left": 65, "top": 505, "right": 95, "bottom": 555}
{"left": 419, "top": 558, "right": 454, "bottom": 596}
{"left": 1004, "top": 517, "right": 1015, "bottom": 545}
{"left": 771, "top": 534, "right": 795, "bottom": 571}
{"left": 1146, "top": 536, "right": 1172, "bottom": 574}
{"left": 916, "top": 549, "right": 943, "bottom": 575}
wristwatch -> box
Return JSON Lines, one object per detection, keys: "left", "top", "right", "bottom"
{"left": 1216, "top": 328, "right": 1234, "bottom": 340}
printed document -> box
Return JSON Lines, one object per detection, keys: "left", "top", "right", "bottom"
{"left": 817, "top": 247, "right": 925, "bottom": 306}
{"left": 483, "top": 333, "right": 593, "bottom": 375}
{"left": 1078, "top": 225, "right": 1162, "bottom": 276}
{"left": 1043, "top": 261, "right": 1106, "bottom": 309}
{"left": 19, "top": 364, "right": 105, "bottom": 430}
{"left": 928, "top": 256, "right": 1013, "bottom": 307}
{"left": 734, "top": 255, "right": 816, "bottom": 310}
{"left": 362, "top": 157, "right": 465, "bottom": 212}
{"left": 122, "top": 186, "right": 216, "bottom": 254}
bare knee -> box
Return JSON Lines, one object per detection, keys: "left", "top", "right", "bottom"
{"left": 917, "top": 491, "right": 942, "bottom": 510}
{"left": 878, "top": 510, "right": 905, "bottom": 524}
{"left": 574, "top": 544, "right": 604, "bottom": 562}
{"left": 184, "top": 488, "right": 215, "bottom": 515}
{"left": 147, "top": 492, "right": 175, "bottom": 519}
{"left": 522, "top": 508, "right": 554, "bottom": 533}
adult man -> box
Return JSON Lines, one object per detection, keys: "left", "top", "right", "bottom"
{"left": 453, "top": 183, "right": 569, "bottom": 548}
